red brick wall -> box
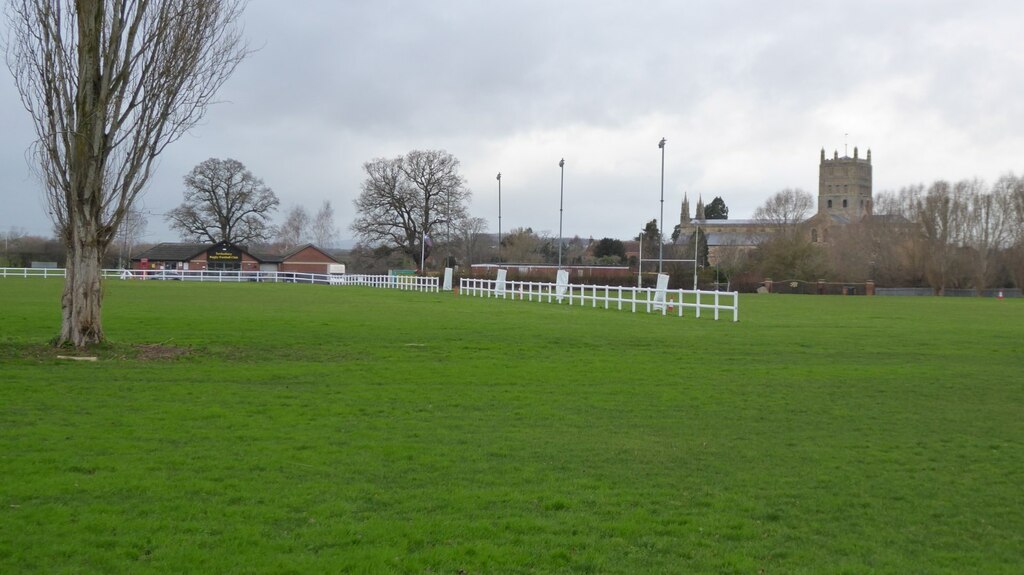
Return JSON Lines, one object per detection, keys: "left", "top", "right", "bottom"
{"left": 279, "top": 246, "right": 336, "bottom": 274}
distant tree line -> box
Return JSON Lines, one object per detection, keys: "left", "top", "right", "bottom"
{"left": 730, "top": 175, "right": 1024, "bottom": 292}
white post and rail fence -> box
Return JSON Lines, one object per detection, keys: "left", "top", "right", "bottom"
{"left": 0, "top": 267, "right": 440, "bottom": 292}
{"left": 0, "top": 267, "right": 738, "bottom": 321}
{"left": 459, "top": 270, "right": 739, "bottom": 322}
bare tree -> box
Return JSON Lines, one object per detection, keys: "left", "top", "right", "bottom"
{"left": 917, "top": 180, "right": 971, "bottom": 293}
{"left": 750, "top": 188, "right": 828, "bottom": 280}
{"left": 114, "top": 207, "right": 147, "bottom": 267}
{"left": 167, "top": 158, "right": 279, "bottom": 244}
{"left": 352, "top": 149, "right": 470, "bottom": 269}
{"left": 874, "top": 185, "right": 930, "bottom": 287}
{"left": 1006, "top": 175, "right": 1024, "bottom": 288}
{"left": 6, "top": 0, "right": 248, "bottom": 347}
{"left": 2, "top": 227, "right": 28, "bottom": 266}
{"left": 500, "top": 227, "right": 547, "bottom": 264}
{"left": 710, "top": 244, "right": 751, "bottom": 288}
{"left": 311, "top": 200, "right": 338, "bottom": 247}
{"left": 454, "top": 215, "right": 488, "bottom": 265}
{"left": 753, "top": 188, "right": 815, "bottom": 229}
{"left": 965, "top": 178, "right": 1010, "bottom": 292}
{"left": 564, "top": 235, "right": 589, "bottom": 265}
{"left": 276, "top": 205, "right": 310, "bottom": 251}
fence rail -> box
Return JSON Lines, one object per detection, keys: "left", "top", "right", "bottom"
{"left": 459, "top": 277, "right": 739, "bottom": 321}
{"left": 876, "top": 287, "right": 1021, "bottom": 298}
{"left": 331, "top": 274, "right": 439, "bottom": 292}
{"left": 0, "top": 268, "right": 440, "bottom": 292}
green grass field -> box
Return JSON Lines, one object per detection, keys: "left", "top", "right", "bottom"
{"left": 1, "top": 280, "right": 1022, "bottom": 574}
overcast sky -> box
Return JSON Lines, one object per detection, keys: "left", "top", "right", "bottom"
{"left": 3, "top": 0, "right": 1024, "bottom": 245}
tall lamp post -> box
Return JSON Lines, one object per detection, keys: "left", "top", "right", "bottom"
{"left": 637, "top": 228, "right": 645, "bottom": 288}
{"left": 693, "top": 221, "right": 700, "bottom": 290}
{"left": 558, "top": 158, "right": 565, "bottom": 268}
{"left": 658, "top": 137, "right": 666, "bottom": 274}
{"left": 496, "top": 172, "right": 502, "bottom": 264}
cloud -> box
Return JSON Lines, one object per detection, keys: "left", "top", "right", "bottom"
{"left": 3, "top": 0, "right": 1024, "bottom": 244}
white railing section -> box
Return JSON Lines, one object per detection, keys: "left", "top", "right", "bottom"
{"left": 0, "top": 268, "right": 440, "bottom": 292}
{"left": 330, "top": 274, "right": 439, "bottom": 292}
{"left": 459, "top": 277, "right": 739, "bottom": 322}
{"left": 1, "top": 267, "right": 67, "bottom": 279}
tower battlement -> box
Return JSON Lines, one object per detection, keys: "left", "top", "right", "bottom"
{"left": 818, "top": 146, "right": 872, "bottom": 220}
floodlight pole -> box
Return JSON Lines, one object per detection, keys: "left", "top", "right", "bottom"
{"left": 637, "top": 230, "right": 644, "bottom": 288}
{"left": 496, "top": 172, "right": 502, "bottom": 264}
{"left": 446, "top": 185, "right": 452, "bottom": 268}
{"left": 558, "top": 158, "right": 565, "bottom": 268}
{"left": 658, "top": 137, "right": 666, "bottom": 274}
{"left": 693, "top": 222, "right": 699, "bottom": 290}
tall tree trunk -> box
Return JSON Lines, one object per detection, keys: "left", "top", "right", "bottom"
{"left": 57, "top": 0, "right": 107, "bottom": 348}
{"left": 8, "top": 0, "right": 249, "bottom": 348}
{"left": 60, "top": 227, "right": 105, "bottom": 347}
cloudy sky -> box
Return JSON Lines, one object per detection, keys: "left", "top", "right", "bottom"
{"left": 3, "top": 0, "right": 1024, "bottom": 245}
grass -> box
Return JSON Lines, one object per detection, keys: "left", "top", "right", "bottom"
{"left": 0, "top": 279, "right": 1022, "bottom": 574}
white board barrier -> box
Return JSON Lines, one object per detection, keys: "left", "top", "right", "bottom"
{"left": 652, "top": 273, "right": 669, "bottom": 312}
{"left": 495, "top": 268, "right": 508, "bottom": 297}
{"left": 555, "top": 269, "right": 569, "bottom": 302}
{"left": 443, "top": 267, "right": 453, "bottom": 291}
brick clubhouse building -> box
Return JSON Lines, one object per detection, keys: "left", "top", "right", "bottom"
{"left": 132, "top": 242, "right": 341, "bottom": 275}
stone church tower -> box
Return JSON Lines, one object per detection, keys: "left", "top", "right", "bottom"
{"left": 680, "top": 192, "right": 690, "bottom": 224}
{"left": 818, "top": 146, "right": 872, "bottom": 221}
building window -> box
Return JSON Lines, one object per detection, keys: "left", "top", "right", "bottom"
{"left": 811, "top": 229, "right": 818, "bottom": 243}
{"left": 827, "top": 199, "right": 833, "bottom": 209}
{"left": 208, "top": 261, "right": 241, "bottom": 272}
{"left": 843, "top": 199, "right": 848, "bottom": 208}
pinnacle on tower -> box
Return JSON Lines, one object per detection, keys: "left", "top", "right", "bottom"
{"left": 680, "top": 192, "right": 691, "bottom": 224}
{"left": 696, "top": 195, "right": 706, "bottom": 221}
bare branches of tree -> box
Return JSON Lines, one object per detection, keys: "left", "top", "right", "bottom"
{"left": 114, "top": 207, "right": 148, "bottom": 267}
{"left": 750, "top": 188, "right": 828, "bottom": 280}
{"left": 5, "top": 0, "right": 249, "bottom": 347}
{"left": 276, "top": 205, "right": 310, "bottom": 251}
{"left": 753, "top": 188, "right": 815, "bottom": 228}
{"left": 167, "top": 158, "right": 279, "bottom": 244}
{"left": 311, "top": 200, "right": 338, "bottom": 248}
{"left": 453, "top": 216, "right": 489, "bottom": 265}
{"left": 862, "top": 177, "right": 1024, "bottom": 292}
{"left": 500, "top": 227, "right": 548, "bottom": 264}
{"left": 274, "top": 200, "right": 338, "bottom": 251}
{"left": 352, "top": 149, "right": 471, "bottom": 269}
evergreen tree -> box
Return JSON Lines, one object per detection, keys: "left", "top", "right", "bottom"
{"left": 705, "top": 196, "right": 729, "bottom": 220}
